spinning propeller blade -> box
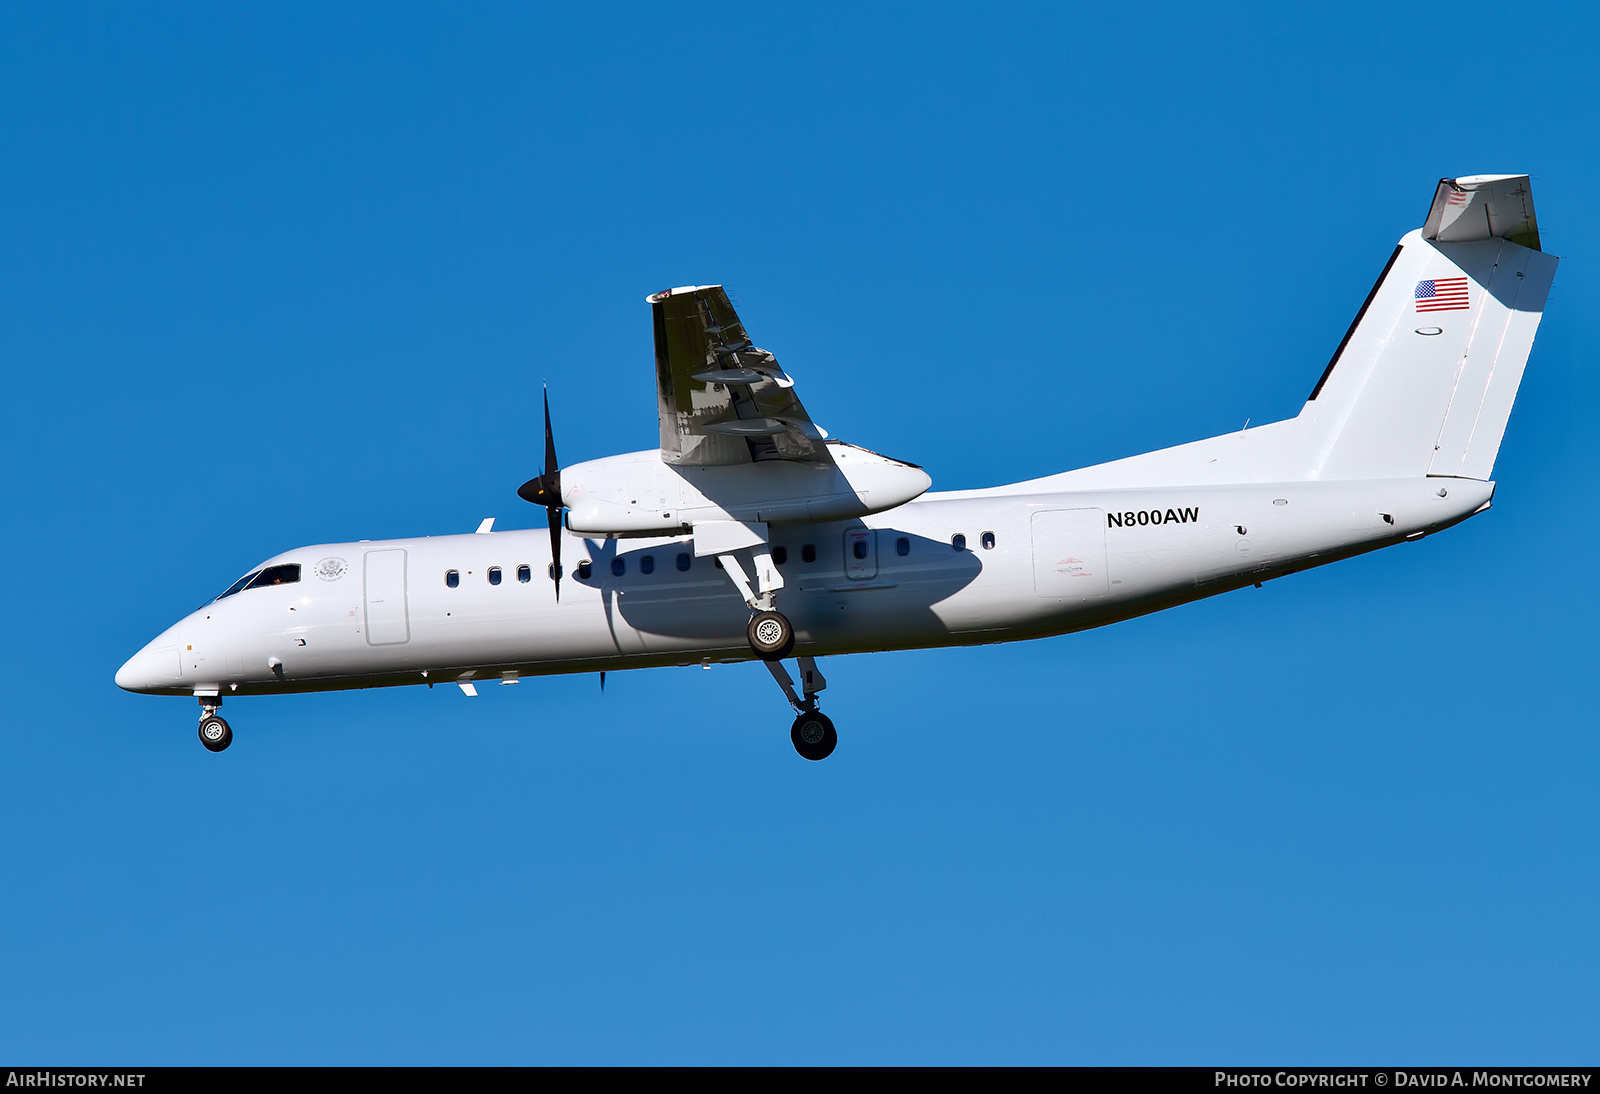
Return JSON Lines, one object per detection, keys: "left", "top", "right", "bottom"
{"left": 516, "top": 387, "right": 564, "bottom": 601}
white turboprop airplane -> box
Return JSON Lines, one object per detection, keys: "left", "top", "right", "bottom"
{"left": 117, "top": 174, "right": 1556, "bottom": 760}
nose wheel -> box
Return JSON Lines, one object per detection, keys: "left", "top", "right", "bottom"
{"left": 197, "top": 696, "right": 233, "bottom": 752}
{"left": 198, "top": 714, "right": 233, "bottom": 752}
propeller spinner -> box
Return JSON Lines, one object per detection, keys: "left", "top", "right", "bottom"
{"left": 517, "top": 388, "right": 565, "bottom": 600}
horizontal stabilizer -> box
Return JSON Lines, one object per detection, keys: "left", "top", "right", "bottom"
{"left": 1422, "top": 174, "right": 1540, "bottom": 251}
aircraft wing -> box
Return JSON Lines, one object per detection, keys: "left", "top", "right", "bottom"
{"left": 648, "top": 285, "right": 833, "bottom": 467}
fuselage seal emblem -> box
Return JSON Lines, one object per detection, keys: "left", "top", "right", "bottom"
{"left": 314, "top": 556, "right": 349, "bottom": 581}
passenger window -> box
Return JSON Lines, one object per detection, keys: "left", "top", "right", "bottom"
{"left": 801, "top": 543, "right": 817, "bottom": 564}
{"left": 981, "top": 532, "right": 996, "bottom": 550}
{"left": 577, "top": 560, "right": 592, "bottom": 580}
{"left": 640, "top": 555, "right": 655, "bottom": 575}
{"left": 896, "top": 537, "right": 910, "bottom": 557}
{"left": 518, "top": 564, "right": 531, "bottom": 583}
{"left": 488, "top": 566, "right": 502, "bottom": 585}
{"left": 772, "top": 545, "right": 788, "bottom": 566}
{"left": 611, "top": 557, "right": 626, "bottom": 577}
{"left": 951, "top": 534, "right": 966, "bottom": 551}
{"left": 676, "top": 552, "right": 691, "bottom": 572}
{"left": 548, "top": 563, "right": 562, "bottom": 581}
{"left": 853, "top": 539, "right": 869, "bottom": 560}
{"left": 446, "top": 570, "right": 460, "bottom": 588}
{"left": 245, "top": 564, "right": 301, "bottom": 590}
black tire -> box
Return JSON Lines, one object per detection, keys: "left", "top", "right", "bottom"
{"left": 790, "top": 711, "right": 837, "bottom": 761}
{"left": 746, "top": 610, "right": 795, "bottom": 661}
{"left": 198, "top": 715, "right": 233, "bottom": 753}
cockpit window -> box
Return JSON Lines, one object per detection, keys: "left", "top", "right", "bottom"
{"left": 244, "top": 564, "right": 302, "bottom": 590}
{"left": 213, "top": 563, "right": 301, "bottom": 602}
{"left": 215, "top": 571, "right": 263, "bottom": 601}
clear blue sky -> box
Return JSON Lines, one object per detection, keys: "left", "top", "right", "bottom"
{"left": 2, "top": 2, "right": 1596, "bottom": 1064}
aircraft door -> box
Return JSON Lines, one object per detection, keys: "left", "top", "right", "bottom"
{"left": 1031, "top": 509, "right": 1109, "bottom": 598}
{"left": 844, "top": 528, "right": 878, "bottom": 580}
{"left": 363, "top": 548, "right": 411, "bottom": 645}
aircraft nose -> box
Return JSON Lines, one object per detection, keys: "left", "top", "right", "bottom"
{"left": 115, "top": 651, "right": 146, "bottom": 691}
{"left": 115, "top": 637, "right": 182, "bottom": 692}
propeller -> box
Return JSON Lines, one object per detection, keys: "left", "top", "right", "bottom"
{"left": 517, "top": 387, "right": 564, "bottom": 600}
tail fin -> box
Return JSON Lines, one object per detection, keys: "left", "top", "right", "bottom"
{"left": 1297, "top": 174, "right": 1558, "bottom": 481}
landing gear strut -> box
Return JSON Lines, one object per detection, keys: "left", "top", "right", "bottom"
{"left": 709, "top": 544, "right": 795, "bottom": 662}
{"left": 700, "top": 527, "right": 824, "bottom": 755}
{"left": 766, "top": 656, "right": 835, "bottom": 760}
{"left": 197, "top": 696, "right": 232, "bottom": 753}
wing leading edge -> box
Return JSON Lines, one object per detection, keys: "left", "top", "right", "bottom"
{"left": 649, "top": 285, "right": 832, "bottom": 467}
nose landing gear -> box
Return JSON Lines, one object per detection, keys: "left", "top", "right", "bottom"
{"left": 199, "top": 716, "right": 233, "bottom": 751}
{"left": 197, "top": 697, "right": 233, "bottom": 752}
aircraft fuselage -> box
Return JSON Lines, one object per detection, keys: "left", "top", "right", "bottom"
{"left": 116, "top": 475, "right": 1491, "bottom": 699}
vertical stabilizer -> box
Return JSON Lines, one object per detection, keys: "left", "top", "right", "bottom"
{"left": 1296, "top": 175, "right": 1557, "bottom": 482}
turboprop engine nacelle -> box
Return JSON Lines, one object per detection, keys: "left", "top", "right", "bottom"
{"left": 563, "top": 443, "right": 932, "bottom": 536}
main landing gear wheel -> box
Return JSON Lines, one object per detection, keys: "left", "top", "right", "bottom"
{"left": 747, "top": 610, "right": 795, "bottom": 661}
{"left": 790, "top": 710, "right": 837, "bottom": 761}
{"left": 198, "top": 715, "right": 233, "bottom": 753}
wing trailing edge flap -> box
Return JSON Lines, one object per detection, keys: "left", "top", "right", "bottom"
{"left": 650, "top": 285, "right": 833, "bottom": 468}
{"left": 1422, "top": 174, "right": 1541, "bottom": 251}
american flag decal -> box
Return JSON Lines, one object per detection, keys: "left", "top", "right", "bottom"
{"left": 1415, "top": 277, "right": 1469, "bottom": 313}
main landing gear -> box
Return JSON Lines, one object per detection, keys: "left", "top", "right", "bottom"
{"left": 766, "top": 656, "right": 836, "bottom": 761}
{"left": 197, "top": 696, "right": 232, "bottom": 752}
{"left": 747, "top": 609, "right": 795, "bottom": 660}
{"left": 790, "top": 709, "right": 837, "bottom": 762}
{"left": 701, "top": 531, "right": 819, "bottom": 754}
{"left": 717, "top": 544, "right": 827, "bottom": 758}
{"left": 708, "top": 544, "right": 794, "bottom": 663}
